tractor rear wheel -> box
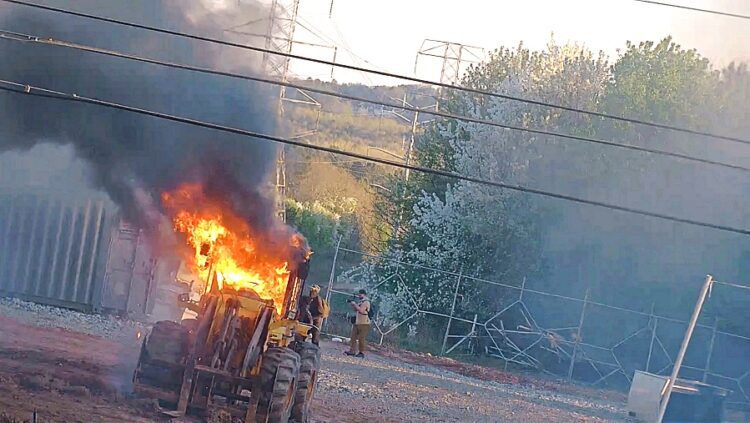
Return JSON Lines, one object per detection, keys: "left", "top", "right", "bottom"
{"left": 290, "top": 342, "right": 321, "bottom": 423}
{"left": 255, "top": 347, "right": 300, "bottom": 423}
{"left": 147, "top": 320, "right": 190, "bottom": 363}
{"left": 136, "top": 320, "right": 189, "bottom": 390}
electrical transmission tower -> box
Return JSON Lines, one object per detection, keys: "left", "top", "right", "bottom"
{"left": 414, "top": 39, "right": 486, "bottom": 110}
{"left": 268, "top": 0, "right": 296, "bottom": 223}
{"left": 228, "top": 0, "right": 335, "bottom": 222}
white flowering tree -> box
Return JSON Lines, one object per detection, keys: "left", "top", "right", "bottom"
{"left": 349, "top": 41, "right": 612, "bottom": 338}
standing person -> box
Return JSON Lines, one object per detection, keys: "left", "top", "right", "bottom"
{"left": 345, "top": 289, "right": 370, "bottom": 358}
{"left": 308, "top": 285, "right": 324, "bottom": 345}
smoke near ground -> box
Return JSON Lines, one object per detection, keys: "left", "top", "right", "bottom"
{"left": 0, "top": 0, "right": 282, "bottom": 235}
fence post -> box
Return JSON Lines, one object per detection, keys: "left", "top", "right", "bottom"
{"left": 568, "top": 287, "right": 589, "bottom": 381}
{"left": 703, "top": 317, "right": 719, "bottom": 383}
{"left": 321, "top": 235, "right": 342, "bottom": 333}
{"left": 646, "top": 303, "right": 657, "bottom": 373}
{"left": 441, "top": 268, "right": 463, "bottom": 356}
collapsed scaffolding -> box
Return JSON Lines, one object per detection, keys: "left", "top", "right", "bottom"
{"left": 322, "top": 244, "right": 750, "bottom": 408}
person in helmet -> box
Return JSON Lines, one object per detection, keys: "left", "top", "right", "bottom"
{"left": 308, "top": 284, "right": 324, "bottom": 345}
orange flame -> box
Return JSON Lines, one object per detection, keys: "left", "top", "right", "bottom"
{"left": 162, "top": 184, "right": 292, "bottom": 313}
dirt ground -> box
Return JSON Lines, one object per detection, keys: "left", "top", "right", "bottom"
{"left": 0, "top": 299, "right": 631, "bottom": 423}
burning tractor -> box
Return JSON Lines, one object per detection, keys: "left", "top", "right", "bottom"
{"left": 133, "top": 251, "right": 317, "bottom": 422}
{"left": 133, "top": 186, "right": 319, "bottom": 422}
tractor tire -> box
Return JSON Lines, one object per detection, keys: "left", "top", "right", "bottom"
{"left": 290, "top": 342, "right": 321, "bottom": 423}
{"left": 145, "top": 320, "right": 190, "bottom": 363}
{"left": 255, "top": 347, "right": 300, "bottom": 423}
{"left": 136, "top": 321, "right": 190, "bottom": 390}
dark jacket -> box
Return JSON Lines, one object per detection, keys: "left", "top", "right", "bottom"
{"left": 298, "top": 295, "right": 313, "bottom": 324}
{"left": 309, "top": 295, "right": 324, "bottom": 318}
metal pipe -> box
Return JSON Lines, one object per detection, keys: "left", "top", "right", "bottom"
{"left": 646, "top": 304, "right": 657, "bottom": 372}
{"left": 325, "top": 235, "right": 342, "bottom": 304}
{"left": 703, "top": 317, "right": 719, "bottom": 383}
{"left": 322, "top": 235, "right": 341, "bottom": 333}
{"left": 568, "top": 288, "right": 589, "bottom": 381}
{"left": 441, "top": 268, "right": 462, "bottom": 356}
{"left": 445, "top": 314, "right": 478, "bottom": 355}
{"left": 656, "top": 275, "right": 714, "bottom": 423}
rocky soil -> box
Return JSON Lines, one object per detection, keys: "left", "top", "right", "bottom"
{"left": 311, "top": 341, "right": 629, "bottom": 423}
{"left": 0, "top": 297, "right": 632, "bottom": 422}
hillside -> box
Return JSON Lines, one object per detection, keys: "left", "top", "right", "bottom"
{"left": 283, "top": 80, "right": 437, "bottom": 280}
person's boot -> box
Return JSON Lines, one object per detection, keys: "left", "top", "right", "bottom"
{"left": 356, "top": 352, "right": 365, "bottom": 358}
{"left": 344, "top": 351, "right": 356, "bottom": 356}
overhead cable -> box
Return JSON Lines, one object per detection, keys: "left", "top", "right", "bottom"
{"left": 2, "top": 0, "right": 749, "bottom": 146}
{"left": 2, "top": 78, "right": 750, "bottom": 237}
{"left": 2, "top": 29, "right": 749, "bottom": 174}
{"left": 631, "top": 0, "right": 750, "bottom": 20}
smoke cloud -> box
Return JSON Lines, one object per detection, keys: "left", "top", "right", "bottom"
{"left": 0, "top": 0, "right": 286, "bottom": 240}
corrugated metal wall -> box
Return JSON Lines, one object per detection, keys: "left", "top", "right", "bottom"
{"left": 0, "top": 193, "right": 109, "bottom": 311}
{"left": 100, "top": 222, "right": 158, "bottom": 315}
{"left": 0, "top": 193, "right": 160, "bottom": 315}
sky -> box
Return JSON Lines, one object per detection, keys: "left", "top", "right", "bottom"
{"left": 277, "top": 0, "right": 750, "bottom": 85}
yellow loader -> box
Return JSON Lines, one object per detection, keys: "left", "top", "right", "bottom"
{"left": 133, "top": 252, "right": 319, "bottom": 422}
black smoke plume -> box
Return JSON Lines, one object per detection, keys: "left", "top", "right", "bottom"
{"left": 0, "top": 0, "right": 286, "bottom": 238}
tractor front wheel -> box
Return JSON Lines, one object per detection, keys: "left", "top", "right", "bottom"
{"left": 255, "top": 347, "right": 300, "bottom": 423}
{"left": 290, "top": 342, "right": 321, "bottom": 423}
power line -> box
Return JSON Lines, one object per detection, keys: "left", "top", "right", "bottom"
{"left": 630, "top": 0, "right": 750, "bottom": 20}
{"left": 2, "top": 0, "right": 749, "bottom": 146}
{"left": 2, "top": 78, "right": 750, "bottom": 237}
{"left": 294, "top": 17, "right": 375, "bottom": 85}
{"left": 3, "top": 29, "right": 750, "bottom": 175}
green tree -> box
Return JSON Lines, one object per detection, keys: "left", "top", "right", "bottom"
{"left": 360, "top": 41, "right": 611, "bottom": 327}
{"left": 603, "top": 37, "right": 719, "bottom": 131}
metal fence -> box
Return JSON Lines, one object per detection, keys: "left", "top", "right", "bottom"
{"left": 323, "top": 244, "right": 750, "bottom": 406}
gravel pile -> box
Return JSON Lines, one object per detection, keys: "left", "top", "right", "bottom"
{"left": 315, "top": 343, "right": 629, "bottom": 422}
{"left": 0, "top": 297, "right": 147, "bottom": 341}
